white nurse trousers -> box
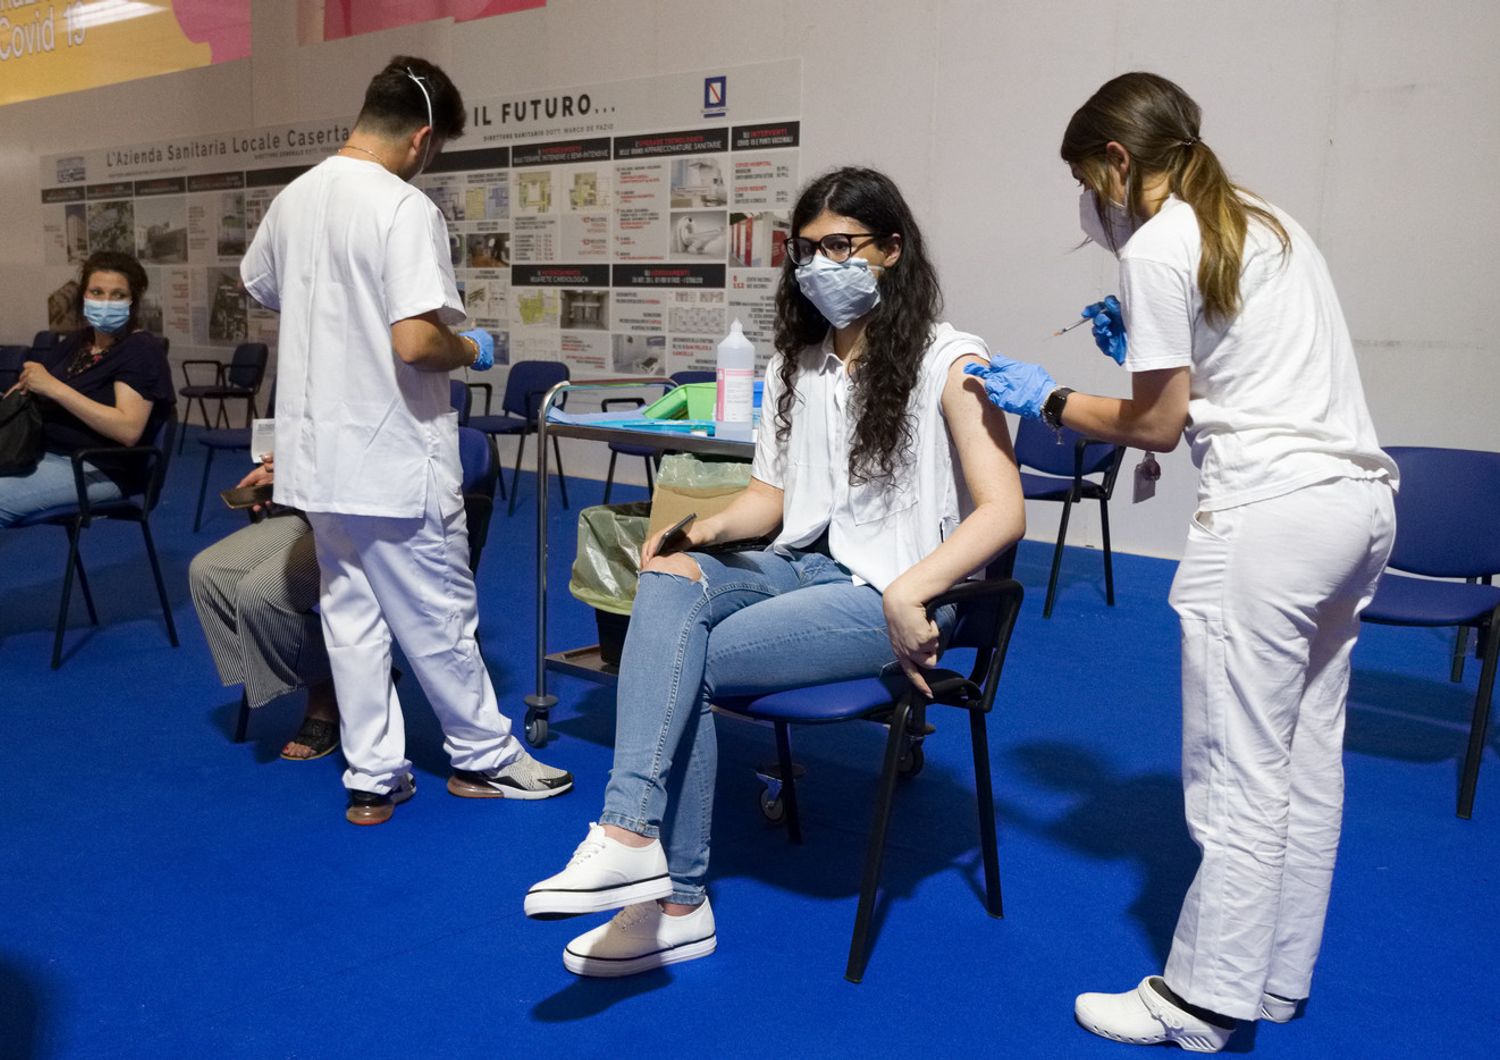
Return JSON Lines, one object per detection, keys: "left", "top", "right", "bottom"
{"left": 1163, "top": 475, "right": 1395, "bottom": 1021}
{"left": 307, "top": 473, "right": 520, "bottom": 795}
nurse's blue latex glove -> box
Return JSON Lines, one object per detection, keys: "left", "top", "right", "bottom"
{"left": 963, "top": 355, "right": 1057, "bottom": 420}
{"left": 461, "top": 328, "right": 495, "bottom": 370}
{"left": 1082, "top": 295, "right": 1127, "bottom": 364}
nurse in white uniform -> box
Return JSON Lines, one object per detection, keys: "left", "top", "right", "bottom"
{"left": 240, "top": 56, "right": 573, "bottom": 825}
{"left": 965, "top": 72, "right": 1397, "bottom": 1051}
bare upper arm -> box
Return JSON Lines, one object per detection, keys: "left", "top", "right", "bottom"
{"left": 944, "top": 355, "right": 1022, "bottom": 508}
{"left": 1129, "top": 366, "right": 1191, "bottom": 448}
{"left": 390, "top": 309, "right": 446, "bottom": 364}
{"left": 112, "top": 382, "right": 153, "bottom": 445}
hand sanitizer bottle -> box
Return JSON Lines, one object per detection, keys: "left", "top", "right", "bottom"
{"left": 714, "top": 318, "right": 754, "bottom": 441}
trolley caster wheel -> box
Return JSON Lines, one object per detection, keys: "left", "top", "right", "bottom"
{"left": 525, "top": 713, "right": 549, "bottom": 746}
{"left": 759, "top": 788, "right": 786, "bottom": 823}
{"left": 897, "top": 743, "right": 925, "bottom": 778}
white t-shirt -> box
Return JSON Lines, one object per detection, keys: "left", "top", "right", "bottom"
{"left": 751, "top": 323, "right": 988, "bottom": 591}
{"left": 1120, "top": 195, "right": 1396, "bottom": 511}
{"left": 241, "top": 155, "right": 466, "bottom": 517}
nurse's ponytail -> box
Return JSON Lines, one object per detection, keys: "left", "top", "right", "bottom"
{"left": 1061, "top": 72, "right": 1288, "bottom": 326}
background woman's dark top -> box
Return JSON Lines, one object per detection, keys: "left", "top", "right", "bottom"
{"left": 30, "top": 331, "right": 175, "bottom": 493}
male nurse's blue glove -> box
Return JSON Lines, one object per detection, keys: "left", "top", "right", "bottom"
{"left": 1082, "top": 295, "right": 1127, "bottom": 365}
{"left": 963, "top": 355, "right": 1057, "bottom": 419}
{"left": 461, "top": 328, "right": 495, "bottom": 371}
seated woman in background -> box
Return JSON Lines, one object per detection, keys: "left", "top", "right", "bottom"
{"left": 524, "top": 166, "right": 1026, "bottom": 977}
{"left": 0, "top": 251, "right": 174, "bottom": 526}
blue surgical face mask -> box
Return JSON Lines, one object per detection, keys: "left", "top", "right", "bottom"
{"left": 793, "top": 253, "right": 882, "bottom": 329}
{"left": 83, "top": 298, "right": 131, "bottom": 333}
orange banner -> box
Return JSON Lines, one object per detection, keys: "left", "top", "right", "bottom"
{"left": 0, "top": 1, "right": 250, "bottom": 107}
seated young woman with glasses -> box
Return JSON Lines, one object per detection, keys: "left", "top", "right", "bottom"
{"left": 523, "top": 166, "right": 1025, "bottom": 978}
{"left": 1, "top": 251, "right": 174, "bottom": 526}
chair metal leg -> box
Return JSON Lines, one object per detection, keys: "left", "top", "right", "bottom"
{"left": 1456, "top": 616, "right": 1499, "bottom": 820}
{"left": 73, "top": 545, "right": 98, "bottom": 625}
{"left": 507, "top": 433, "right": 527, "bottom": 516}
{"left": 644, "top": 456, "right": 655, "bottom": 496}
{"left": 1099, "top": 495, "right": 1116, "bottom": 607}
{"left": 51, "top": 522, "right": 83, "bottom": 670}
{"left": 552, "top": 435, "right": 570, "bottom": 510}
{"left": 774, "top": 721, "right": 803, "bottom": 845}
{"left": 1043, "top": 494, "right": 1075, "bottom": 619}
{"left": 140, "top": 519, "right": 179, "bottom": 647}
{"left": 194, "top": 446, "right": 216, "bottom": 532}
{"left": 233, "top": 691, "right": 251, "bottom": 743}
{"left": 846, "top": 695, "right": 912, "bottom": 983}
{"left": 487, "top": 436, "right": 506, "bottom": 501}
{"left": 969, "top": 710, "right": 1004, "bottom": 918}
{"left": 1453, "top": 579, "right": 1476, "bottom": 682}
{"left": 602, "top": 450, "right": 618, "bottom": 504}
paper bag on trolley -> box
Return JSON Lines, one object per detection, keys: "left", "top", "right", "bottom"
{"left": 647, "top": 453, "right": 753, "bottom": 538}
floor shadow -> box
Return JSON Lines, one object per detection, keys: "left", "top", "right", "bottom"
{"left": 0, "top": 956, "right": 46, "bottom": 1060}
{"left": 997, "top": 741, "right": 1197, "bottom": 964}
{"left": 1346, "top": 667, "right": 1492, "bottom": 765}
{"left": 530, "top": 968, "right": 672, "bottom": 1021}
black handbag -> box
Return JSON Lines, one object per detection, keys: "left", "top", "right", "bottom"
{"left": 0, "top": 390, "right": 44, "bottom": 476}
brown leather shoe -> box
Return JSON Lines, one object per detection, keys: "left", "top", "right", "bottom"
{"left": 345, "top": 775, "right": 416, "bottom": 825}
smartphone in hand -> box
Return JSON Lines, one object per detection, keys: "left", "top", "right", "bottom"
{"left": 220, "top": 483, "right": 274, "bottom": 510}
{"left": 658, "top": 512, "right": 696, "bottom": 554}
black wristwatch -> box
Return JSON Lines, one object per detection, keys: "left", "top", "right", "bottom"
{"left": 1041, "top": 386, "right": 1074, "bottom": 430}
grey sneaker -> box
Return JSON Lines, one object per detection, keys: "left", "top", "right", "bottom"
{"left": 447, "top": 749, "right": 573, "bottom": 800}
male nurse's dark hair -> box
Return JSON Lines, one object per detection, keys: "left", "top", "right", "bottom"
{"left": 356, "top": 55, "right": 466, "bottom": 142}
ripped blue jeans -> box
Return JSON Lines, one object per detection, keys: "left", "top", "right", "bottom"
{"left": 598, "top": 545, "right": 954, "bottom": 905}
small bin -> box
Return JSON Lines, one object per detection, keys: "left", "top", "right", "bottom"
{"left": 568, "top": 501, "right": 652, "bottom": 666}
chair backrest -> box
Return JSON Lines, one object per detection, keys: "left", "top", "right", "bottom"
{"left": 226, "top": 342, "right": 268, "bottom": 390}
{"left": 501, "top": 360, "right": 570, "bottom": 421}
{"left": 449, "top": 378, "right": 473, "bottom": 426}
{"left": 1385, "top": 446, "right": 1500, "bottom": 578}
{"left": 0, "top": 345, "right": 26, "bottom": 390}
{"left": 1014, "top": 417, "right": 1120, "bottom": 479}
{"left": 670, "top": 369, "right": 716, "bottom": 386}
{"left": 139, "top": 409, "right": 179, "bottom": 515}
{"left": 947, "top": 546, "right": 1019, "bottom": 651}
{"left": 458, "top": 426, "right": 499, "bottom": 573}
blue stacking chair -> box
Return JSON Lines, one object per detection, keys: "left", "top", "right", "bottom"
{"left": 467, "top": 360, "right": 571, "bottom": 515}
{"left": 231, "top": 425, "right": 501, "bottom": 742}
{"left": 1013, "top": 417, "right": 1126, "bottom": 618}
{"left": 450, "top": 378, "right": 473, "bottom": 426}
{"left": 177, "top": 342, "right": 269, "bottom": 453}
{"left": 601, "top": 369, "right": 715, "bottom": 503}
{"left": 0, "top": 344, "right": 27, "bottom": 391}
{"left": 193, "top": 381, "right": 276, "bottom": 532}
{"left": 1359, "top": 447, "right": 1500, "bottom": 819}
{"left": 10, "top": 412, "right": 179, "bottom": 669}
{"left": 715, "top": 550, "right": 1022, "bottom": 982}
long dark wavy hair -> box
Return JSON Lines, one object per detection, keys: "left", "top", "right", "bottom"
{"left": 773, "top": 167, "right": 942, "bottom": 485}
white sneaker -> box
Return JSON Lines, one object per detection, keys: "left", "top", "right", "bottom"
{"left": 563, "top": 898, "right": 717, "bottom": 977}
{"left": 1074, "top": 976, "right": 1234, "bottom": 1053}
{"left": 447, "top": 749, "right": 573, "bottom": 800}
{"left": 1257, "top": 992, "right": 1301, "bottom": 1023}
{"left": 524, "top": 822, "right": 673, "bottom": 919}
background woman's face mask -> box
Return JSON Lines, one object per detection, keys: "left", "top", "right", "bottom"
{"left": 794, "top": 253, "right": 881, "bottom": 328}
{"left": 83, "top": 298, "right": 131, "bottom": 333}
{"left": 1079, "top": 188, "right": 1138, "bottom": 256}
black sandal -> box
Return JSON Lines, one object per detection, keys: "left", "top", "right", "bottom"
{"left": 281, "top": 716, "right": 339, "bottom": 761}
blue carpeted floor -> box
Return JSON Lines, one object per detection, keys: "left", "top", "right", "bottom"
{"left": 1, "top": 431, "right": 1495, "bottom": 1058}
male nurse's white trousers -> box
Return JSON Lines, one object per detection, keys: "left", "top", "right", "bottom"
{"left": 307, "top": 475, "right": 520, "bottom": 794}
{"left": 1163, "top": 476, "right": 1395, "bottom": 1021}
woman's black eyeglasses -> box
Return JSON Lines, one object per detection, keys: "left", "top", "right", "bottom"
{"left": 785, "top": 232, "right": 892, "bottom": 267}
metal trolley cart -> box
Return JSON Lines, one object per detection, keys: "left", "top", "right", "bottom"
{"left": 523, "top": 379, "right": 754, "bottom": 745}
